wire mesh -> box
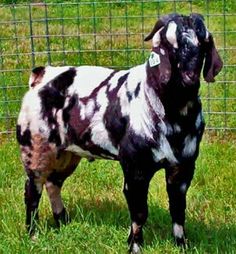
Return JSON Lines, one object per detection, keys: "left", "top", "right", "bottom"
{"left": 0, "top": 0, "right": 235, "bottom": 136}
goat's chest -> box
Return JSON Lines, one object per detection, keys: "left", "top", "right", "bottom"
{"left": 164, "top": 108, "right": 205, "bottom": 163}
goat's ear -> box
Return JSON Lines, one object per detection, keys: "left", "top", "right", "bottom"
{"left": 190, "top": 13, "right": 208, "bottom": 42}
{"left": 203, "top": 34, "right": 223, "bottom": 82}
{"left": 29, "top": 66, "right": 45, "bottom": 88}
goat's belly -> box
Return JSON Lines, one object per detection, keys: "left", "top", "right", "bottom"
{"left": 65, "top": 143, "right": 118, "bottom": 160}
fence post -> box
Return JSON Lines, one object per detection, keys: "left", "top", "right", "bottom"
{"left": 29, "top": 3, "right": 35, "bottom": 68}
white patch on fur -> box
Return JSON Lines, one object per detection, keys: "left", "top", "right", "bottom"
{"left": 118, "top": 65, "right": 150, "bottom": 138}
{"left": 132, "top": 222, "right": 141, "bottom": 234}
{"left": 17, "top": 90, "right": 50, "bottom": 137}
{"left": 86, "top": 99, "right": 96, "bottom": 117}
{"left": 79, "top": 102, "right": 86, "bottom": 120}
{"left": 152, "top": 135, "right": 178, "bottom": 164}
{"left": 79, "top": 99, "right": 95, "bottom": 120}
{"left": 166, "top": 21, "right": 178, "bottom": 48}
{"left": 90, "top": 86, "right": 118, "bottom": 156}
{"left": 29, "top": 75, "right": 34, "bottom": 87}
{"left": 180, "top": 101, "right": 193, "bottom": 116}
{"left": 129, "top": 94, "right": 152, "bottom": 138}
{"left": 195, "top": 112, "right": 203, "bottom": 129}
{"left": 118, "top": 64, "right": 165, "bottom": 141}
{"left": 109, "top": 70, "right": 128, "bottom": 91}
{"left": 173, "top": 123, "right": 181, "bottom": 133}
{"left": 182, "top": 135, "right": 197, "bottom": 157}
{"left": 65, "top": 144, "right": 100, "bottom": 159}
{"left": 68, "top": 66, "right": 113, "bottom": 98}
{"left": 166, "top": 123, "right": 173, "bottom": 136}
{"left": 56, "top": 109, "right": 66, "bottom": 144}
{"left": 180, "top": 183, "right": 187, "bottom": 194}
{"left": 205, "top": 29, "right": 209, "bottom": 41}
{"left": 183, "top": 29, "right": 199, "bottom": 46}
{"left": 145, "top": 86, "right": 165, "bottom": 118}
{"left": 30, "top": 66, "right": 72, "bottom": 90}
{"left": 96, "top": 86, "right": 108, "bottom": 108}
{"left": 126, "top": 64, "right": 146, "bottom": 94}
{"left": 132, "top": 243, "right": 141, "bottom": 254}
{"left": 173, "top": 223, "right": 184, "bottom": 239}
{"left": 160, "top": 48, "right": 165, "bottom": 55}
{"left": 166, "top": 123, "right": 181, "bottom": 136}
{"left": 90, "top": 120, "right": 118, "bottom": 156}
{"left": 152, "top": 27, "right": 164, "bottom": 47}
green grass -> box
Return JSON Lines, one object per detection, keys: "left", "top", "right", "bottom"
{"left": 0, "top": 0, "right": 236, "bottom": 133}
{"left": 0, "top": 135, "right": 235, "bottom": 253}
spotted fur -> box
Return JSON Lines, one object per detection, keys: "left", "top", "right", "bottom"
{"left": 17, "top": 13, "right": 222, "bottom": 252}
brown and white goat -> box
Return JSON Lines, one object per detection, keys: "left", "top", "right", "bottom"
{"left": 17, "top": 13, "right": 222, "bottom": 253}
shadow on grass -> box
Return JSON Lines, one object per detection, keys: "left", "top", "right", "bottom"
{"left": 44, "top": 196, "right": 236, "bottom": 252}
{"left": 145, "top": 205, "right": 236, "bottom": 252}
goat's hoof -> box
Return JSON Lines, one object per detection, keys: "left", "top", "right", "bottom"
{"left": 27, "top": 226, "right": 38, "bottom": 241}
{"left": 129, "top": 243, "right": 142, "bottom": 254}
{"left": 30, "top": 233, "right": 38, "bottom": 242}
{"left": 53, "top": 208, "right": 70, "bottom": 227}
{"left": 175, "top": 236, "right": 188, "bottom": 249}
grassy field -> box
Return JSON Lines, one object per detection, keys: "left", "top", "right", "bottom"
{"left": 0, "top": 135, "right": 235, "bottom": 253}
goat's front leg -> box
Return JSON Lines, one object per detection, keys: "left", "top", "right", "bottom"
{"left": 24, "top": 171, "right": 43, "bottom": 237}
{"left": 123, "top": 170, "right": 152, "bottom": 254}
{"left": 165, "top": 163, "right": 195, "bottom": 247}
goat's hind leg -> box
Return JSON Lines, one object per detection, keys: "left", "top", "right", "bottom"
{"left": 24, "top": 170, "right": 43, "bottom": 237}
{"left": 46, "top": 153, "right": 81, "bottom": 227}
{"left": 45, "top": 179, "right": 69, "bottom": 227}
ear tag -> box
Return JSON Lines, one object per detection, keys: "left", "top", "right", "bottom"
{"left": 149, "top": 51, "right": 160, "bottom": 67}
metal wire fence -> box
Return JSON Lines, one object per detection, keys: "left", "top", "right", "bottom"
{"left": 0, "top": 0, "right": 235, "bottom": 137}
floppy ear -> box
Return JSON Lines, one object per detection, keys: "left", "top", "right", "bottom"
{"left": 190, "top": 13, "right": 208, "bottom": 42}
{"left": 203, "top": 34, "right": 223, "bottom": 82}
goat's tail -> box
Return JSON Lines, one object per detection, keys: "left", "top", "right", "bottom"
{"left": 29, "top": 66, "right": 45, "bottom": 88}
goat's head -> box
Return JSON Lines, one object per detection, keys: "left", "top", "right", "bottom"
{"left": 145, "top": 13, "right": 223, "bottom": 85}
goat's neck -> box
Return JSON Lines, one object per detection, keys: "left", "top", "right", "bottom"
{"left": 146, "top": 48, "right": 201, "bottom": 119}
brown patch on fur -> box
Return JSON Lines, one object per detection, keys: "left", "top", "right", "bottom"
{"left": 30, "top": 134, "right": 57, "bottom": 172}
{"left": 20, "top": 133, "right": 80, "bottom": 185}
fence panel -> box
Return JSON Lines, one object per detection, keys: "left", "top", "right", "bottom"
{"left": 0, "top": 1, "right": 235, "bottom": 136}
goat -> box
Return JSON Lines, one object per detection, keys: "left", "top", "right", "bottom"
{"left": 17, "top": 13, "right": 222, "bottom": 253}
